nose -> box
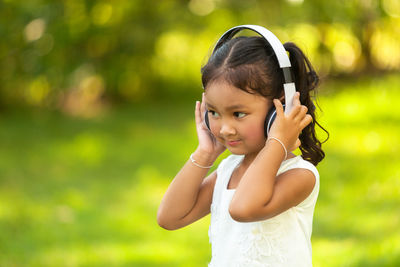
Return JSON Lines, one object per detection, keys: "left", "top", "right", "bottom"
{"left": 219, "top": 121, "right": 236, "bottom": 136}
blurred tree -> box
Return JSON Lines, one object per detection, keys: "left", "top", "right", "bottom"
{"left": 0, "top": 0, "right": 398, "bottom": 111}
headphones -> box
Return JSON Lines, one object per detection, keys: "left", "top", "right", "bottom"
{"left": 204, "top": 25, "right": 297, "bottom": 137}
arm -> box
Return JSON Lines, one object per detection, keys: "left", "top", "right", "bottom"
{"left": 157, "top": 95, "right": 226, "bottom": 230}
{"left": 157, "top": 150, "right": 217, "bottom": 230}
{"left": 229, "top": 93, "right": 315, "bottom": 222}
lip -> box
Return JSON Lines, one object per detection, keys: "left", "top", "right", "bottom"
{"left": 227, "top": 140, "right": 242, "bottom": 146}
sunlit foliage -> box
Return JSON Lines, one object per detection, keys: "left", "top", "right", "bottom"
{"left": 0, "top": 0, "right": 399, "bottom": 111}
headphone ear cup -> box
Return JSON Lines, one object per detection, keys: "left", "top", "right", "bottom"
{"left": 264, "top": 107, "right": 276, "bottom": 137}
{"left": 204, "top": 110, "right": 211, "bottom": 130}
{"left": 264, "top": 104, "right": 285, "bottom": 137}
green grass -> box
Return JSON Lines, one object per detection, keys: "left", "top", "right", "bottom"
{"left": 0, "top": 74, "right": 399, "bottom": 266}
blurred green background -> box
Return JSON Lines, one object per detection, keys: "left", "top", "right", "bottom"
{"left": 0, "top": 0, "right": 399, "bottom": 266}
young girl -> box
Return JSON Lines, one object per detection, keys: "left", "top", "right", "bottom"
{"left": 157, "top": 25, "right": 328, "bottom": 266}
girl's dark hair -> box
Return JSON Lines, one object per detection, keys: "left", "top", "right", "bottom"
{"left": 201, "top": 36, "right": 329, "bottom": 166}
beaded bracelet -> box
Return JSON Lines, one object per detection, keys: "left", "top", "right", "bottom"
{"left": 267, "top": 137, "right": 288, "bottom": 160}
{"left": 190, "top": 153, "right": 214, "bottom": 169}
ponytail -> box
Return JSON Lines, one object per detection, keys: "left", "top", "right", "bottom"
{"left": 283, "top": 42, "right": 329, "bottom": 166}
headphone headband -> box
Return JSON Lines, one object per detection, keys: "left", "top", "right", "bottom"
{"left": 212, "top": 24, "right": 296, "bottom": 114}
{"left": 213, "top": 25, "right": 291, "bottom": 68}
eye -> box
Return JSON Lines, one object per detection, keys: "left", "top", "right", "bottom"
{"left": 209, "top": 110, "right": 220, "bottom": 118}
{"left": 234, "top": 112, "right": 246, "bottom": 118}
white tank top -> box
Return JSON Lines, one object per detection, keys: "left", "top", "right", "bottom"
{"left": 208, "top": 154, "right": 320, "bottom": 267}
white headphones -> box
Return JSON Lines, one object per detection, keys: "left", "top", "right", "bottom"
{"left": 204, "top": 25, "right": 297, "bottom": 136}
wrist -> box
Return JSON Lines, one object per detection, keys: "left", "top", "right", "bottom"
{"left": 265, "top": 137, "right": 287, "bottom": 161}
{"left": 193, "top": 148, "right": 218, "bottom": 167}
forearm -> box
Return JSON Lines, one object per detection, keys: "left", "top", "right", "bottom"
{"left": 157, "top": 148, "right": 218, "bottom": 223}
{"left": 230, "top": 141, "right": 286, "bottom": 213}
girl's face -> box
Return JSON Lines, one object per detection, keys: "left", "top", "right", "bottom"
{"left": 205, "top": 80, "right": 272, "bottom": 157}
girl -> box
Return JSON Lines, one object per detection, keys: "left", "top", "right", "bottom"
{"left": 157, "top": 25, "right": 328, "bottom": 266}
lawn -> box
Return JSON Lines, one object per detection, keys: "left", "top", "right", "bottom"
{"left": 0, "top": 74, "right": 399, "bottom": 266}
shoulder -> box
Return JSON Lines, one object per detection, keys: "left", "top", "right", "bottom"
{"left": 276, "top": 164, "right": 316, "bottom": 201}
{"left": 279, "top": 156, "right": 319, "bottom": 182}
{"left": 279, "top": 156, "right": 320, "bottom": 208}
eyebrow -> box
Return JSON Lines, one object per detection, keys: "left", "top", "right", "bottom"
{"left": 206, "top": 103, "right": 247, "bottom": 111}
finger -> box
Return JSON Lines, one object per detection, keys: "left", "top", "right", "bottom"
{"left": 289, "top": 92, "right": 302, "bottom": 119}
{"left": 295, "top": 105, "right": 308, "bottom": 121}
{"left": 273, "top": 99, "right": 284, "bottom": 117}
{"left": 195, "top": 101, "right": 201, "bottom": 125}
{"left": 300, "top": 114, "right": 313, "bottom": 129}
{"left": 289, "top": 104, "right": 302, "bottom": 119}
{"left": 293, "top": 91, "right": 301, "bottom": 106}
{"left": 201, "top": 93, "right": 206, "bottom": 113}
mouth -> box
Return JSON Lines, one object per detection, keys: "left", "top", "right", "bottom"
{"left": 226, "top": 140, "right": 242, "bottom": 146}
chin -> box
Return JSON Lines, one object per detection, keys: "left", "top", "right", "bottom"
{"left": 227, "top": 147, "right": 248, "bottom": 155}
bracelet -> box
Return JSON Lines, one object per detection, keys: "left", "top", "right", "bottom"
{"left": 190, "top": 153, "right": 214, "bottom": 169}
{"left": 267, "top": 137, "right": 288, "bottom": 160}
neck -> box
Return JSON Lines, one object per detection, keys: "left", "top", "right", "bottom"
{"left": 241, "top": 152, "right": 258, "bottom": 169}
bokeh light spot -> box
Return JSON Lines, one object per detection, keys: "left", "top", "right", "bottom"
{"left": 79, "top": 75, "right": 105, "bottom": 103}
{"left": 324, "top": 24, "right": 361, "bottom": 72}
{"left": 188, "top": 0, "right": 215, "bottom": 16}
{"left": 91, "top": 3, "right": 113, "bottom": 26}
{"left": 370, "top": 23, "right": 400, "bottom": 70}
{"left": 333, "top": 41, "right": 357, "bottom": 70}
{"left": 286, "top": 0, "right": 304, "bottom": 5}
{"left": 26, "top": 75, "right": 50, "bottom": 105}
{"left": 24, "top": 18, "right": 46, "bottom": 42}
{"left": 382, "top": 0, "right": 400, "bottom": 17}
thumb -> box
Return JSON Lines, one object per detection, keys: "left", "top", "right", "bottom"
{"left": 273, "top": 99, "right": 284, "bottom": 117}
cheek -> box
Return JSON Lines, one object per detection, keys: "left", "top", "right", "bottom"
{"left": 209, "top": 122, "right": 220, "bottom": 137}
{"left": 242, "top": 120, "right": 266, "bottom": 141}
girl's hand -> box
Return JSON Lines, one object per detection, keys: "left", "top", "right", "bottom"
{"left": 267, "top": 92, "right": 312, "bottom": 151}
{"left": 194, "top": 93, "right": 226, "bottom": 157}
